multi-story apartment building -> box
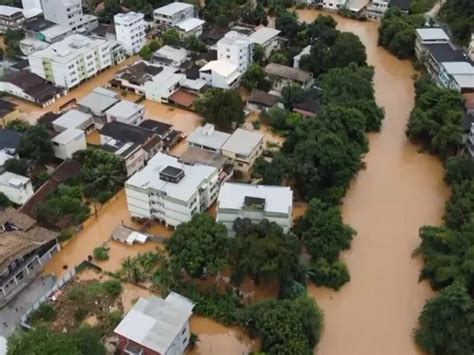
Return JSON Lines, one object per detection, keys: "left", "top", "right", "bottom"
{"left": 114, "top": 12, "right": 146, "bottom": 55}
{"left": 415, "top": 28, "right": 450, "bottom": 60}
{"left": 321, "top": 0, "right": 346, "bottom": 10}
{"left": 0, "top": 171, "right": 34, "bottom": 205}
{"left": 153, "top": 2, "right": 194, "bottom": 27}
{"left": 28, "top": 34, "right": 112, "bottom": 89}
{"left": 0, "top": 208, "right": 59, "bottom": 307}
{"left": 249, "top": 27, "right": 280, "bottom": 59}
{"left": 217, "top": 31, "right": 254, "bottom": 73}
{"left": 221, "top": 128, "right": 264, "bottom": 173}
{"left": 40, "top": 0, "right": 84, "bottom": 30}
{"left": 0, "top": 6, "right": 25, "bottom": 34}
{"left": 125, "top": 152, "right": 219, "bottom": 227}
{"left": 217, "top": 183, "right": 293, "bottom": 234}
{"left": 105, "top": 100, "right": 145, "bottom": 126}
{"left": 366, "top": 0, "right": 389, "bottom": 20}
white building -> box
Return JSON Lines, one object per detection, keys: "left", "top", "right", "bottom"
{"left": 437, "top": 61, "right": 474, "bottom": 93}
{"left": 0, "top": 6, "right": 25, "bottom": 33}
{"left": 415, "top": 28, "right": 450, "bottom": 60}
{"left": 0, "top": 171, "right": 34, "bottom": 205}
{"left": 144, "top": 69, "right": 185, "bottom": 103}
{"left": 153, "top": 45, "right": 188, "bottom": 68}
{"left": 114, "top": 12, "right": 146, "bottom": 55}
{"left": 153, "top": 2, "right": 194, "bottom": 27}
{"left": 28, "top": 34, "right": 112, "bottom": 89}
{"left": 187, "top": 123, "right": 230, "bottom": 153}
{"left": 217, "top": 183, "right": 293, "bottom": 233}
{"left": 174, "top": 17, "right": 205, "bottom": 36}
{"left": 217, "top": 31, "right": 254, "bottom": 73}
{"left": 114, "top": 293, "right": 194, "bottom": 355}
{"left": 40, "top": 0, "right": 83, "bottom": 30}
{"left": 221, "top": 128, "right": 263, "bottom": 172}
{"left": 103, "top": 139, "right": 146, "bottom": 177}
{"left": 322, "top": 0, "right": 346, "bottom": 10}
{"left": 125, "top": 152, "right": 219, "bottom": 227}
{"left": 51, "top": 128, "right": 86, "bottom": 160}
{"left": 77, "top": 87, "right": 120, "bottom": 127}
{"left": 52, "top": 109, "right": 94, "bottom": 132}
{"left": 199, "top": 60, "right": 241, "bottom": 89}
{"left": 366, "top": 0, "right": 389, "bottom": 20}
{"left": 105, "top": 100, "right": 145, "bottom": 126}
{"left": 249, "top": 27, "right": 280, "bottom": 59}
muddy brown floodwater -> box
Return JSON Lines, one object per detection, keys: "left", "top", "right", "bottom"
{"left": 295, "top": 10, "right": 449, "bottom": 355}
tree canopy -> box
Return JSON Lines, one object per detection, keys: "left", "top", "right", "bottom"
{"left": 239, "top": 296, "right": 324, "bottom": 355}
{"left": 17, "top": 125, "right": 54, "bottom": 164}
{"left": 439, "top": 0, "right": 474, "bottom": 46}
{"left": 231, "top": 218, "right": 303, "bottom": 288}
{"left": 406, "top": 79, "right": 464, "bottom": 159}
{"left": 7, "top": 326, "right": 105, "bottom": 355}
{"left": 3, "top": 158, "right": 28, "bottom": 176}
{"left": 194, "top": 88, "right": 245, "bottom": 132}
{"left": 241, "top": 64, "right": 271, "bottom": 92}
{"left": 415, "top": 282, "right": 474, "bottom": 355}
{"left": 166, "top": 214, "right": 229, "bottom": 277}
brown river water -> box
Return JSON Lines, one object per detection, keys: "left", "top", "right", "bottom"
{"left": 39, "top": 10, "right": 449, "bottom": 354}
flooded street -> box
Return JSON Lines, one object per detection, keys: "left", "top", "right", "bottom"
{"left": 296, "top": 10, "right": 449, "bottom": 354}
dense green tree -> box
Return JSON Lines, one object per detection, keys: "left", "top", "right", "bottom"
{"left": 252, "top": 43, "right": 265, "bottom": 65}
{"left": 166, "top": 214, "right": 229, "bottom": 277}
{"left": 161, "top": 29, "right": 181, "bottom": 47}
{"left": 139, "top": 45, "right": 153, "bottom": 60}
{"left": 281, "top": 83, "right": 305, "bottom": 109}
{"left": 444, "top": 156, "right": 474, "bottom": 186}
{"left": 98, "top": 0, "right": 121, "bottom": 23}
{"left": 148, "top": 38, "right": 162, "bottom": 51}
{"left": 263, "top": 106, "right": 302, "bottom": 132}
{"left": 298, "top": 198, "right": 356, "bottom": 261}
{"left": 406, "top": 80, "right": 464, "bottom": 159}
{"left": 415, "top": 283, "right": 474, "bottom": 355}
{"left": 202, "top": 0, "right": 241, "bottom": 25}
{"left": 184, "top": 35, "right": 207, "bottom": 52}
{"left": 308, "top": 258, "right": 350, "bottom": 290}
{"left": 6, "top": 118, "right": 29, "bottom": 132}
{"left": 0, "top": 192, "right": 11, "bottom": 208}
{"left": 3, "top": 158, "right": 28, "bottom": 176}
{"left": 17, "top": 125, "right": 54, "bottom": 164}
{"left": 417, "top": 222, "right": 474, "bottom": 291}
{"left": 252, "top": 153, "right": 292, "bottom": 185}
{"left": 307, "top": 15, "right": 338, "bottom": 46}
{"left": 241, "top": 3, "right": 268, "bottom": 26}
{"left": 194, "top": 88, "right": 245, "bottom": 131}
{"left": 439, "top": 0, "right": 474, "bottom": 46}
{"left": 409, "top": 0, "right": 436, "bottom": 13}
{"left": 241, "top": 64, "right": 271, "bottom": 91}
{"left": 329, "top": 32, "right": 367, "bottom": 68}
{"left": 275, "top": 10, "right": 300, "bottom": 39}
{"left": 239, "top": 296, "right": 324, "bottom": 354}
{"left": 378, "top": 9, "right": 424, "bottom": 59}
{"left": 231, "top": 219, "right": 302, "bottom": 287}
{"left": 4, "top": 29, "right": 24, "bottom": 58}
{"left": 7, "top": 325, "right": 105, "bottom": 355}
{"left": 444, "top": 181, "right": 474, "bottom": 230}
{"left": 75, "top": 148, "right": 126, "bottom": 203}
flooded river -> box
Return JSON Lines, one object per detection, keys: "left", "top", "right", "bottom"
{"left": 296, "top": 10, "right": 449, "bottom": 354}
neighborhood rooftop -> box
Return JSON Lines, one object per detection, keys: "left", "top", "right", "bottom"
{"left": 187, "top": 123, "right": 231, "bottom": 150}
{"left": 105, "top": 100, "right": 143, "bottom": 118}
{"left": 154, "top": 2, "right": 193, "bottom": 16}
{"left": 249, "top": 27, "right": 280, "bottom": 45}
{"left": 77, "top": 88, "right": 120, "bottom": 112}
{"left": 416, "top": 28, "right": 450, "bottom": 41}
{"left": 218, "top": 183, "right": 293, "bottom": 214}
{"left": 264, "top": 63, "right": 313, "bottom": 83}
{"left": 222, "top": 128, "right": 263, "bottom": 156}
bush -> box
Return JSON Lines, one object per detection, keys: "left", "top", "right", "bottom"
{"left": 58, "top": 228, "right": 74, "bottom": 242}
{"left": 93, "top": 246, "right": 109, "bottom": 261}
{"left": 103, "top": 279, "right": 122, "bottom": 297}
{"left": 74, "top": 307, "right": 88, "bottom": 322}
{"left": 0, "top": 192, "right": 11, "bottom": 208}
{"left": 308, "top": 258, "right": 350, "bottom": 291}
{"left": 29, "top": 303, "right": 56, "bottom": 323}
{"left": 68, "top": 286, "right": 85, "bottom": 301}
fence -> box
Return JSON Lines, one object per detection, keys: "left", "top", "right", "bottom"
{"left": 19, "top": 268, "right": 77, "bottom": 330}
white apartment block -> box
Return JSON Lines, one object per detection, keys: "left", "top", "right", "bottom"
{"left": 414, "top": 28, "right": 450, "bottom": 60}
{"left": 221, "top": 128, "right": 263, "bottom": 172}
{"left": 153, "top": 2, "right": 194, "bottom": 27}
{"left": 366, "top": 0, "right": 389, "bottom": 20}
{"left": 28, "top": 34, "right": 112, "bottom": 89}
{"left": 114, "top": 12, "right": 146, "bottom": 55}
{"left": 322, "top": 0, "right": 346, "bottom": 10}
{"left": 217, "top": 31, "right": 254, "bottom": 73}
{"left": 0, "top": 6, "right": 25, "bottom": 34}
{"left": 105, "top": 100, "right": 145, "bottom": 126}
{"left": 216, "top": 183, "right": 293, "bottom": 234}
{"left": 40, "top": 0, "right": 84, "bottom": 30}
{"left": 249, "top": 27, "right": 280, "bottom": 59}
{"left": 51, "top": 128, "right": 87, "bottom": 160}
{"left": 0, "top": 171, "right": 34, "bottom": 205}
{"left": 125, "top": 152, "right": 219, "bottom": 227}
{"left": 199, "top": 60, "right": 241, "bottom": 89}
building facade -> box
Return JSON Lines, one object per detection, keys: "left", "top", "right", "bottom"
{"left": 105, "top": 100, "right": 145, "bottom": 126}
{"left": 0, "top": 6, "right": 25, "bottom": 34}
{"left": 40, "top": 0, "right": 84, "bottom": 30}
{"left": 28, "top": 34, "right": 112, "bottom": 89}
{"left": 217, "top": 183, "right": 293, "bottom": 234}
{"left": 221, "top": 128, "right": 264, "bottom": 172}
{"left": 366, "top": 0, "right": 389, "bottom": 20}
{"left": 51, "top": 128, "right": 87, "bottom": 160}
{"left": 125, "top": 153, "right": 219, "bottom": 227}
{"left": 153, "top": 2, "right": 194, "bottom": 27}
{"left": 217, "top": 31, "right": 254, "bottom": 73}
{"left": 0, "top": 172, "right": 34, "bottom": 205}
{"left": 114, "top": 12, "right": 146, "bottom": 55}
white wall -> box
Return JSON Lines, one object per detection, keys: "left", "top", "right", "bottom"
{"left": 52, "top": 130, "right": 86, "bottom": 160}
{"left": 0, "top": 175, "right": 34, "bottom": 205}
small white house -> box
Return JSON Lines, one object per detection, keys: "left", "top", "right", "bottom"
{"left": 144, "top": 69, "right": 186, "bottom": 103}
{"left": 52, "top": 109, "right": 94, "bottom": 133}
{"left": 216, "top": 182, "right": 293, "bottom": 234}
{"left": 174, "top": 17, "right": 205, "bottom": 36}
{"left": 51, "top": 128, "right": 86, "bottom": 160}
{"left": 0, "top": 171, "right": 34, "bottom": 205}
{"left": 249, "top": 27, "right": 281, "bottom": 59}
{"left": 199, "top": 60, "right": 241, "bottom": 89}
{"left": 105, "top": 100, "right": 145, "bottom": 126}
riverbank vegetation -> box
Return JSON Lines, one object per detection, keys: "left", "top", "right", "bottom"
{"left": 407, "top": 76, "right": 474, "bottom": 353}
{"left": 439, "top": 0, "right": 474, "bottom": 46}
{"left": 378, "top": 9, "right": 425, "bottom": 59}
